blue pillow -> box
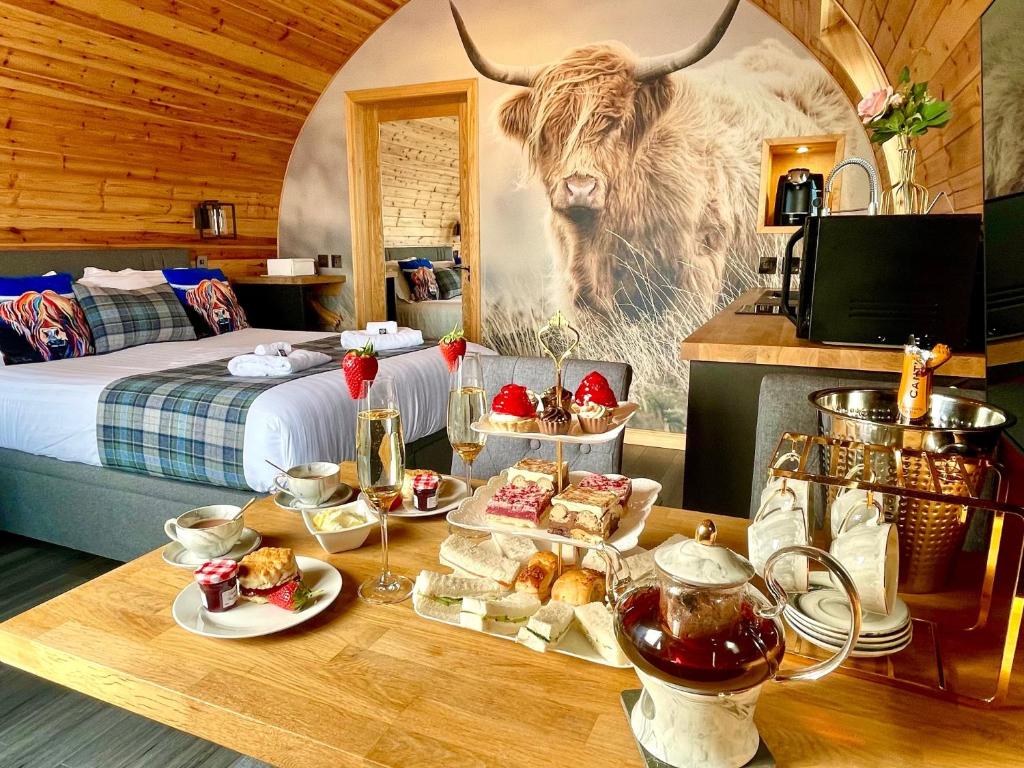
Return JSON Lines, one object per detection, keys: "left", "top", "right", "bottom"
{"left": 0, "top": 273, "right": 94, "bottom": 365}
{"left": 162, "top": 268, "right": 249, "bottom": 336}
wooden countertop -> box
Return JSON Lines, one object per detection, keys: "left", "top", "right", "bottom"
{"left": 1, "top": 463, "right": 1020, "bottom": 767}
{"left": 681, "top": 289, "right": 986, "bottom": 378}
{"left": 231, "top": 274, "right": 346, "bottom": 286}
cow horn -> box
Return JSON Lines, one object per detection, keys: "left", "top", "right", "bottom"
{"left": 634, "top": 0, "right": 740, "bottom": 82}
{"left": 449, "top": 1, "right": 541, "bottom": 87}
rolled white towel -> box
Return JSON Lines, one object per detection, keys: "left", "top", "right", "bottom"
{"left": 340, "top": 327, "right": 424, "bottom": 352}
{"left": 254, "top": 341, "right": 293, "bottom": 356}
{"left": 366, "top": 321, "right": 398, "bottom": 335}
{"left": 228, "top": 349, "right": 331, "bottom": 377}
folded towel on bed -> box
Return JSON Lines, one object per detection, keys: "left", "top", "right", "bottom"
{"left": 366, "top": 321, "right": 398, "bottom": 335}
{"left": 340, "top": 327, "right": 424, "bottom": 351}
{"left": 254, "top": 341, "right": 293, "bottom": 356}
{"left": 227, "top": 349, "right": 331, "bottom": 377}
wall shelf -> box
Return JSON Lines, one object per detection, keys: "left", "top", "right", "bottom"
{"left": 757, "top": 134, "right": 845, "bottom": 234}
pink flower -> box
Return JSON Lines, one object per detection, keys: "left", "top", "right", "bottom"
{"left": 889, "top": 91, "right": 905, "bottom": 108}
{"left": 857, "top": 86, "right": 893, "bottom": 124}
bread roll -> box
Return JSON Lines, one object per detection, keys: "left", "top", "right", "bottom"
{"left": 514, "top": 551, "right": 559, "bottom": 602}
{"left": 551, "top": 567, "right": 605, "bottom": 606}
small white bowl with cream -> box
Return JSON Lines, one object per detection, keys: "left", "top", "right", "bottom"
{"left": 301, "top": 499, "right": 378, "bottom": 553}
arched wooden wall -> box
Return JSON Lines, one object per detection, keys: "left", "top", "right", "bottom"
{"left": 0, "top": 0, "right": 987, "bottom": 274}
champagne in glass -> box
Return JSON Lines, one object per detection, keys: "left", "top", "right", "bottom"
{"left": 447, "top": 352, "right": 487, "bottom": 497}
{"left": 356, "top": 376, "right": 413, "bottom": 604}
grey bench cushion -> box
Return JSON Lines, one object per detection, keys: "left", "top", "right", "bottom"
{"left": 451, "top": 356, "right": 632, "bottom": 479}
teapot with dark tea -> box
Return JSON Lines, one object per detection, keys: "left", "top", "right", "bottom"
{"left": 613, "top": 520, "right": 861, "bottom": 768}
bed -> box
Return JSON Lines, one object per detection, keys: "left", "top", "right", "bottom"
{"left": 0, "top": 248, "right": 477, "bottom": 560}
{"left": 384, "top": 246, "right": 464, "bottom": 340}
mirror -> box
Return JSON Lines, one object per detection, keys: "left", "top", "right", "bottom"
{"left": 378, "top": 116, "right": 464, "bottom": 340}
{"left": 982, "top": 0, "right": 1024, "bottom": 450}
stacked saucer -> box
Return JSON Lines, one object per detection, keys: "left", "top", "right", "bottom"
{"left": 783, "top": 583, "right": 912, "bottom": 658}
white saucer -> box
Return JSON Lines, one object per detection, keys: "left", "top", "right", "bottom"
{"left": 162, "top": 528, "right": 262, "bottom": 569}
{"left": 794, "top": 588, "right": 911, "bottom": 636}
{"left": 787, "top": 615, "right": 913, "bottom": 658}
{"left": 374, "top": 475, "right": 470, "bottom": 518}
{"left": 273, "top": 484, "right": 355, "bottom": 511}
{"left": 785, "top": 607, "right": 912, "bottom": 646}
{"left": 171, "top": 556, "right": 342, "bottom": 639}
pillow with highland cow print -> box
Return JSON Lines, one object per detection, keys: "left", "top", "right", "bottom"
{"left": 162, "top": 267, "right": 249, "bottom": 337}
{"left": 0, "top": 273, "right": 94, "bottom": 366}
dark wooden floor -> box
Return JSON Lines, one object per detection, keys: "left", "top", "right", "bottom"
{"left": 0, "top": 535, "right": 270, "bottom": 768}
{"left": 0, "top": 444, "right": 681, "bottom": 767}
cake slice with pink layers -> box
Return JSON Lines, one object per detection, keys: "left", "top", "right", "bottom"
{"left": 484, "top": 482, "right": 554, "bottom": 529}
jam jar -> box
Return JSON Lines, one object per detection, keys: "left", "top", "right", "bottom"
{"left": 412, "top": 472, "right": 440, "bottom": 511}
{"left": 194, "top": 559, "right": 240, "bottom": 612}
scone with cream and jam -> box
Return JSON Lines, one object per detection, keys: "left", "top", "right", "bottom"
{"left": 489, "top": 384, "right": 538, "bottom": 432}
{"left": 237, "top": 547, "right": 300, "bottom": 604}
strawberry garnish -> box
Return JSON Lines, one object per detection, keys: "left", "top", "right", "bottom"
{"left": 439, "top": 326, "right": 467, "bottom": 372}
{"left": 342, "top": 342, "right": 378, "bottom": 399}
{"left": 266, "top": 578, "right": 320, "bottom": 612}
{"left": 574, "top": 371, "right": 618, "bottom": 408}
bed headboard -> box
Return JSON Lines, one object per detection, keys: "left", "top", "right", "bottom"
{"left": 384, "top": 245, "right": 453, "bottom": 263}
{"left": 0, "top": 248, "right": 191, "bottom": 279}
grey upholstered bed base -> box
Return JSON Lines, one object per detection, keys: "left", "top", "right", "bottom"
{"left": 0, "top": 431, "right": 453, "bottom": 562}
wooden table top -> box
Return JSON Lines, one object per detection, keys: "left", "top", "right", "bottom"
{"left": 231, "top": 275, "right": 347, "bottom": 286}
{"left": 680, "top": 289, "right": 986, "bottom": 378}
{"left": 0, "top": 464, "right": 1019, "bottom": 768}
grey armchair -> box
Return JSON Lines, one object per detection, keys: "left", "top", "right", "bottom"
{"left": 452, "top": 356, "right": 632, "bottom": 480}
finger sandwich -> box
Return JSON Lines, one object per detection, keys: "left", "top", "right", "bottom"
{"left": 574, "top": 601, "right": 629, "bottom": 666}
{"left": 413, "top": 570, "right": 505, "bottom": 622}
{"left": 460, "top": 593, "right": 541, "bottom": 635}
{"left": 516, "top": 600, "right": 575, "bottom": 653}
{"left": 439, "top": 534, "right": 521, "bottom": 587}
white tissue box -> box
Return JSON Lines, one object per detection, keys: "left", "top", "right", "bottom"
{"left": 267, "top": 258, "right": 316, "bottom": 277}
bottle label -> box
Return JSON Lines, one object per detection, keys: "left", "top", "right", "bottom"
{"left": 897, "top": 339, "right": 952, "bottom": 424}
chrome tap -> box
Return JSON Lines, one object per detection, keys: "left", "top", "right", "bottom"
{"left": 821, "top": 157, "right": 879, "bottom": 216}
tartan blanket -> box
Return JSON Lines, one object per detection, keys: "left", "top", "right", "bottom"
{"left": 96, "top": 338, "right": 433, "bottom": 490}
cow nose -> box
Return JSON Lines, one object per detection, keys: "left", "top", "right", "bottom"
{"left": 565, "top": 174, "right": 598, "bottom": 199}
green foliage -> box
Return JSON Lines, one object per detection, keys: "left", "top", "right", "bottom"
{"left": 863, "top": 71, "right": 951, "bottom": 146}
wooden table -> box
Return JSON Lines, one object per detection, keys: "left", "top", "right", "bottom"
{"left": 0, "top": 464, "right": 1019, "bottom": 768}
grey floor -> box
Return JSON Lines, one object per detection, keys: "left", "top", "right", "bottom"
{"left": 0, "top": 444, "right": 682, "bottom": 767}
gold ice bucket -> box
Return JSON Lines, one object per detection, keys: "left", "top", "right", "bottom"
{"left": 809, "top": 388, "right": 1012, "bottom": 593}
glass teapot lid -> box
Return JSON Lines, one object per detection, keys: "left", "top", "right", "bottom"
{"left": 653, "top": 519, "right": 755, "bottom": 589}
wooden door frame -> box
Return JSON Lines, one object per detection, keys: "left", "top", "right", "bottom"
{"left": 345, "top": 79, "right": 481, "bottom": 341}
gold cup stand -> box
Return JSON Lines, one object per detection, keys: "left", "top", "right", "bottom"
{"left": 768, "top": 431, "right": 1024, "bottom": 706}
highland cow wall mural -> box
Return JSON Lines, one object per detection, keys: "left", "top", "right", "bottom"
{"left": 278, "top": 0, "right": 870, "bottom": 433}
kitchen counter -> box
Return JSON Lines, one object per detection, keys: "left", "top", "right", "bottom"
{"left": 680, "top": 289, "right": 986, "bottom": 377}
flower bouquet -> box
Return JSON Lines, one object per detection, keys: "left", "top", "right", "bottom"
{"left": 857, "top": 67, "right": 952, "bottom": 214}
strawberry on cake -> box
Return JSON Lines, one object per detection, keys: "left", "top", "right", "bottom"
{"left": 489, "top": 384, "right": 538, "bottom": 432}
{"left": 573, "top": 371, "right": 619, "bottom": 409}
{"left": 485, "top": 482, "right": 554, "bottom": 528}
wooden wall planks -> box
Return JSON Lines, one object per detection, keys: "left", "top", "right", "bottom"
{"left": 0, "top": 0, "right": 987, "bottom": 271}
{"left": 379, "top": 117, "right": 460, "bottom": 247}
{"left": 0, "top": 0, "right": 405, "bottom": 264}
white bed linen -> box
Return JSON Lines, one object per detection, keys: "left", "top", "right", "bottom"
{"left": 0, "top": 328, "right": 491, "bottom": 492}
{"left": 397, "top": 297, "right": 463, "bottom": 340}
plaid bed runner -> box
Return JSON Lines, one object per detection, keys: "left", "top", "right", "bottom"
{"left": 96, "top": 338, "right": 433, "bottom": 489}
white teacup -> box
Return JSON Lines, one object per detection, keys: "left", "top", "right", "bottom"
{"left": 749, "top": 488, "right": 810, "bottom": 592}
{"left": 829, "top": 490, "right": 883, "bottom": 539}
{"left": 830, "top": 520, "right": 899, "bottom": 616}
{"left": 274, "top": 461, "right": 340, "bottom": 506}
{"left": 164, "top": 504, "right": 244, "bottom": 559}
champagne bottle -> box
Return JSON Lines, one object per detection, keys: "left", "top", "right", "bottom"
{"left": 897, "top": 336, "right": 952, "bottom": 425}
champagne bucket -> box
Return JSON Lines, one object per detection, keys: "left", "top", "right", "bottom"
{"left": 809, "top": 388, "right": 1013, "bottom": 593}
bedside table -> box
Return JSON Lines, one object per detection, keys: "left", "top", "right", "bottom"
{"left": 231, "top": 275, "right": 346, "bottom": 331}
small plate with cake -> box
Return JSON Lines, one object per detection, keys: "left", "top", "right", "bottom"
{"left": 446, "top": 460, "right": 661, "bottom": 551}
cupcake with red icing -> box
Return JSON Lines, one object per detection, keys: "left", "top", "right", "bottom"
{"left": 490, "top": 384, "right": 539, "bottom": 432}
{"left": 574, "top": 372, "right": 618, "bottom": 433}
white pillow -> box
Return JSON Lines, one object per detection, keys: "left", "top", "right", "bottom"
{"left": 77, "top": 267, "right": 167, "bottom": 290}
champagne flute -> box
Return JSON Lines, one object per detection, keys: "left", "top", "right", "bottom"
{"left": 447, "top": 352, "right": 487, "bottom": 498}
{"left": 356, "top": 376, "right": 413, "bottom": 604}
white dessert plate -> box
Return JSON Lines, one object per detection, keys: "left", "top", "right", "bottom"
{"left": 171, "top": 556, "right": 341, "bottom": 639}
{"left": 794, "top": 587, "right": 911, "bottom": 636}
{"left": 786, "top": 615, "right": 913, "bottom": 658}
{"left": 162, "top": 528, "right": 262, "bottom": 569}
{"left": 382, "top": 475, "right": 470, "bottom": 518}
{"left": 412, "top": 596, "right": 628, "bottom": 669}
{"left": 446, "top": 471, "right": 660, "bottom": 552}
{"left": 471, "top": 402, "right": 639, "bottom": 444}
{"left": 273, "top": 484, "right": 356, "bottom": 512}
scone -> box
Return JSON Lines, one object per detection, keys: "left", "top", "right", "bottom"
{"left": 551, "top": 568, "right": 606, "bottom": 606}
{"left": 237, "top": 547, "right": 300, "bottom": 603}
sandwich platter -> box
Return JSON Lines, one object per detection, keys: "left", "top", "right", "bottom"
{"left": 471, "top": 402, "right": 639, "bottom": 444}
{"left": 446, "top": 471, "right": 660, "bottom": 552}
{"left": 171, "top": 556, "right": 342, "bottom": 639}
